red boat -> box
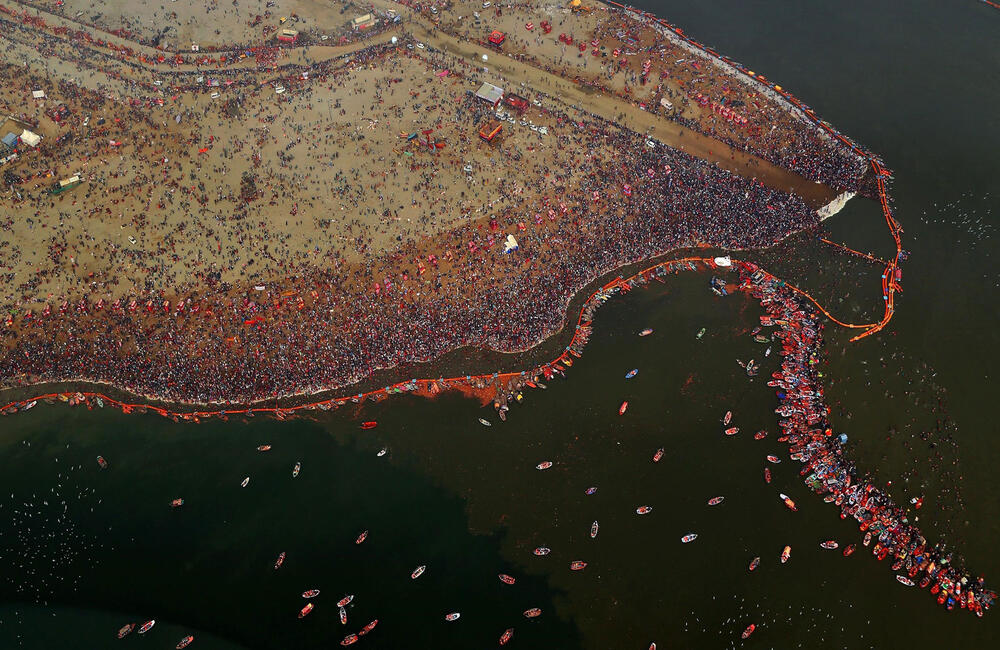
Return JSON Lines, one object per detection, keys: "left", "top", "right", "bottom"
{"left": 764, "top": 467, "right": 772, "bottom": 483}
{"left": 618, "top": 401, "right": 628, "bottom": 415}
{"left": 445, "top": 612, "right": 461, "bottom": 621}
{"left": 500, "top": 628, "right": 514, "bottom": 645}
{"left": 767, "top": 455, "right": 781, "bottom": 464}
{"left": 339, "top": 607, "right": 347, "bottom": 625}
{"left": 302, "top": 589, "right": 320, "bottom": 598}
{"left": 359, "top": 620, "right": 378, "bottom": 636}
{"left": 340, "top": 633, "right": 358, "bottom": 646}
{"left": 779, "top": 493, "right": 797, "bottom": 511}
{"left": 742, "top": 623, "right": 756, "bottom": 639}
{"left": 535, "top": 461, "right": 553, "bottom": 470}
{"left": 499, "top": 574, "right": 516, "bottom": 585}
{"left": 524, "top": 608, "right": 542, "bottom": 618}
{"left": 117, "top": 623, "right": 135, "bottom": 639}
{"left": 360, "top": 421, "right": 377, "bottom": 430}
{"left": 257, "top": 445, "right": 271, "bottom": 452}
{"left": 175, "top": 635, "right": 194, "bottom": 649}
{"left": 138, "top": 620, "right": 155, "bottom": 635}
{"left": 780, "top": 546, "right": 791, "bottom": 563}
{"left": 533, "top": 547, "right": 550, "bottom": 556}
{"left": 355, "top": 530, "right": 368, "bottom": 544}
{"left": 274, "top": 552, "right": 286, "bottom": 569}
{"left": 570, "top": 560, "right": 587, "bottom": 571}
{"left": 298, "top": 603, "right": 314, "bottom": 618}
{"left": 724, "top": 427, "right": 739, "bottom": 436}
{"left": 723, "top": 410, "right": 732, "bottom": 425}
{"left": 337, "top": 595, "right": 354, "bottom": 608}
{"left": 170, "top": 498, "right": 184, "bottom": 507}
{"left": 97, "top": 456, "right": 109, "bottom": 469}
{"left": 707, "top": 496, "right": 725, "bottom": 506}
{"left": 636, "top": 506, "right": 652, "bottom": 515}
{"left": 749, "top": 556, "right": 760, "bottom": 571}
{"left": 820, "top": 540, "right": 839, "bottom": 550}
{"left": 843, "top": 544, "right": 856, "bottom": 557}
{"left": 754, "top": 430, "right": 768, "bottom": 440}
{"left": 652, "top": 448, "right": 664, "bottom": 462}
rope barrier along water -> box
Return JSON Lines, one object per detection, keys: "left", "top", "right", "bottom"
{"left": 818, "top": 238, "right": 888, "bottom": 266}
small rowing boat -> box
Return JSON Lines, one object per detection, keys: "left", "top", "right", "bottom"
{"left": 696, "top": 327, "right": 706, "bottom": 339}
{"left": 411, "top": 565, "right": 426, "bottom": 579}
{"left": 585, "top": 486, "right": 597, "bottom": 495}
{"left": 97, "top": 456, "right": 109, "bottom": 469}
{"left": 292, "top": 461, "right": 301, "bottom": 477}
{"left": 241, "top": 476, "right": 250, "bottom": 487}
{"left": 766, "top": 455, "right": 781, "bottom": 464}
{"left": 359, "top": 620, "right": 378, "bottom": 636}
{"left": 820, "top": 540, "right": 839, "bottom": 550}
{"left": 843, "top": 544, "right": 856, "bottom": 557}
{"left": 500, "top": 628, "right": 514, "bottom": 645}
{"left": 625, "top": 369, "right": 638, "bottom": 379}
{"left": 723, "top": 410, "right": 732, "bottom": 425}
{"left": 780, "top": 546, "right": 791, "bottom": 563}
{"left": 355, "top": 530, "right": 368, "bottom": 544}
{"left": 523, "top": 608, "right": 542, "bottom": 618}
{"left": 536, "top": 461, "right": 553, "bottom": 470}
{"left": 724, "top": 427, "right": 739, "bottom": 436}
{"left": 681, "top": 533, "right": 698, "bottom": 543}
{"left": 340, "top": 633, "right": 357, "bottom": 646}
{"left": 754, "top": 430, "right": 768, "bottom": 440}
{"left": 302, "top": 589, "right": 320, "bottom": 598}
{"left": 445, "top": 612, "right": 461, "bottom": 621}
{"left": 619, "top": 401, "right": 628, "bottom": 415}
{"left": 639, "top": 328, "right": 653, "bottom": 336}
{"left": 377, "top": 447, "right": 387, "bottom": 457}
{"left": 257, "top": 445, "right": 271, "bottom": 452}
{"left": 360, "top": 421, "right": 377, "bottom": 430}
{"left": 897, "top": 575, "right": 915, "bottom": 586}
{"left": 138, "top": 620, "right": 155, "bottom": 635}
{"left": 170, "top": 498, "right": 184, "bottom": 507}
{"left": 478, "top": 418, "right": 491, "bottom": 427}
{"left": 742, "top": 623, "right": 756, "bottom": 639}
{"left": 274, "top": 552, "right": 285, "bottom": 569}
{"left": 176, "top": 635, "right": 194, "bottom": 649}
{"left": 779, "top": 493, "right": 797, "bottom": 511}
{"left": 498, "top": 574, "right": 516, "bottom": 585}
{"left": 707, "top": 496, "right": 725, "bottom": 506}
{"left": 764, "top": 467, "right": 772, "bottom": 483}
{"left": 336, "top": 595, "right": 354, "bottom": 608}
{"left": 533, "top": 547, "right": 551, "bottom": 556}
{"left": 652, "top": 448, "right": 664, "bottom": 462}
{"left": 570, "top": 560, "right": 587, "bottom": 571}
{"left": 590, "top": 521, "right": 599, "bottom": 538}
{"left": 636, "top": 506, "right": 652, "bottom": 515}
{"left": 339, "top": 606, "right": 347, "bottom": 624}
{"left": 117, "top": 623, "right": 135, "bottom": 639}
{"left": 749, "top": 556, "right": 760, "bottom": 571}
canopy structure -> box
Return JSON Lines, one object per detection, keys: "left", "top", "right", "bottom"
{"left": 503, "top": 234, "right": 519, "bottom": 254}
{"left": 488, "top": 30, "right": 506, "bottom": 46}
{"left": 475, "top": 82, "right": 504, "bottom": 107}
{"left": 503, "top": 93, "right": 529, "bottom": 113}
{"left": 19, "top": 129, "right": 41, "bottom": 147}
{"left": 713, "top": 256, "right": 732, "bottom": 267}
{"left": 32, "top": 90, "right": 45, "bottom": 99}
{"left": 479, "top": 119, "right": 502, "bottom": 142}
{"left": 352, "top": 13, "right": 377, "bottom": 30}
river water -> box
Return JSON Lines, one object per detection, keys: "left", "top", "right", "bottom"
{"left": 2, "top": 1, "right": 998, "bottom": 648}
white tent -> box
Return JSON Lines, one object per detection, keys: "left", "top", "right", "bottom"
{"left": 32, "top": 90, "right": 46, "bottom": 99}
{"left": 503, "top": 234, "right": 519, "bottom": 254}
{"left": 475, "top": 82, "right": 504, "bottom": 107}
{"left": 19, "top": 130, "right": 41, "bottom": 147}
{"left": 713, "top": 256, "right": 732, "bottom": 267}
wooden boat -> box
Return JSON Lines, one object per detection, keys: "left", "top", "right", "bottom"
{"left": 523, "top": 608, "right": 542, "bottom": 618}
{"left": 302, "top": 589, "right": 320, "bottom": 598}
{"left": 336, "top": 595, "right": 354, "bottom": 608}
{"left": 356, "top": 530, "right": 368, "bottom": 544}
{"left": 652, "top": 448, "right": 664, "bottom": 462}
{"left": 707, "top": 496, "right": 725, "bottom": 506}
{"left": 764, "top": 467, "right": 771, "bottom": 483}
{"left": 339, "top": 606, "right": 347, "bottom": 625}
{"left": 766, "top": 455, "right": 781, "bottom": 464}
{"left": 360, "top": 421, "right": 377, "bottom": 430}
{"left": 639, "top": 328, "right": 653, "bottom": 336}
{"left": 742, "top": 623, "right": 756, "bottom": 639}
{"left": 340, "top": 633, "right": 357, "bottom": 646}
{"left": 175, "top": 635, "right": 194, "bottom": 649}
{"left": 138, "top": 620, "right": 155, "bottom": 635}
{"left": 498, "top": 574, "right": 516, "bottom": 585}
{"left": 681, "top": 533, "right": 698, "bottom": 543}
{"left": 500, "top": 628, "right": 514, "bottom": 645}
{"left": 754, "top": 430, "right": 768, "bottom": 440}
{"left": 625, "top": 369, "right": 638, "bottom": 379}
{"left": 478, "top": 418, "right": 491, "bottom": 427}
{"left": 117, "top": 624, "right": 135, "bottom": 639}
{"left": 411, "top": 565, "right": 426, "bottom": 579}
{"left": 274, "top": 552, "right": 285, "bottom": 569}
{"left": 241, "top": 476, "right": 250, "bottom": 487}
{"left": 585, "top": 486, "right": 597, "bottom": 495}
{"left": 569, "top": 560, "right": 587, "bottom": 571}
{"left": 780, "top": 546, "right": 791, "bottom": 563}
{"left": 535, "top": 461, "right": 553, "bottom": 470}
{"left": 533, "top": 547, "right": 551, "bottom": 556}
{"left": 897, "top": 575, "right": 915, "bottom": 586}
{"left": 257, "top": 445, "right": 271, "bottom": 452}
{"left": 636, "top": 506, "right": 652, "bottom": 515}
{"left": 749, "top": 556, "right": 760, "bottom": 571}
{"left": 843, "top": 544, "right": 856, "bottom": 557}
{"left": 723, "top": 410, "right": 732, "bottom": 425}
{"left": 724, "top": 427, "right": 739, "bottom": 436}
{"left": 293, "top": 462, "right": 301, "bottom": 477}
{"left": 820, "top": 540, "right": 839, "bottom": 550}
{"left": 445, "top": 612, "right": 461, "bottom": 621}
{"left": 359, "top": 620, "right": 378, "bottom": 636}
{"left": 618, "top": 401, "right": 628, "bottom": 415}
{"left": 590, "top": 521, "right": 599, "bottom": 538}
